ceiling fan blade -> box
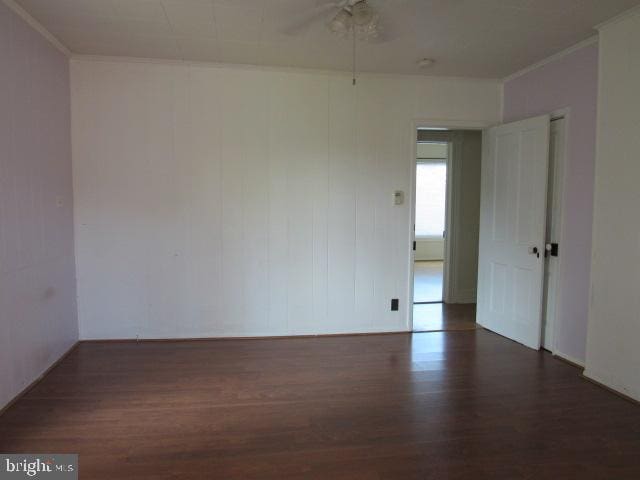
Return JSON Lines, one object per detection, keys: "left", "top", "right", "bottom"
{"left": 364, "top": 2, "right": 401, "bottom": 44}
{"left": 281, "top": 2, "right": 344, "bottom": 36}
{"left": 366, "top": 18, "right": 400, "bottom": 43}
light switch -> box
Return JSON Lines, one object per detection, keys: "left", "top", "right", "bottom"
{"left": 393, "top": 190, "right": 404, "bottom": 206}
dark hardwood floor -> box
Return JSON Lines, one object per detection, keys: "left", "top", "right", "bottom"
{"left": 1, "top": 330, "right": 639, "bottom": 479}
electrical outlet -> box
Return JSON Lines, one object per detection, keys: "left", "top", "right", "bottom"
{"left": 391, "top": 299, "right": 399, "bottom": 311}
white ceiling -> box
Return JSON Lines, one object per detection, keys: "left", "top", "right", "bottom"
{"left": 14, "top": 0, "right": 640, "bottom": 78}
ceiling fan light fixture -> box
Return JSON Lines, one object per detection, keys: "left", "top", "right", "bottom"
{"left": 351, "top": 1, "right": 374, "bottom": 26}
{"left": 355, "top": 14, "right": 380, "bottom": 39}
{"left": 417, "top": 58, "right": 435, "bottom": 69}
{"left": 329, "top": 9, "right": 352, "bottom": 37}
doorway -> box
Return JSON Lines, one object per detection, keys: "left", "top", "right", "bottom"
{"left": 411, "top": 128, "right": 482, "bottom": 332}
{"left": 414, "top": 141, "right": 447, "bottom": 304}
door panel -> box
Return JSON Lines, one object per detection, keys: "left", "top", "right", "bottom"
{"left": 477, "top": 115, "right": 550, "bottom": 350}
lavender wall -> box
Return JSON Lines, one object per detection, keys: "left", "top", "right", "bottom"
{"left": 0, "top": 2, "right": 77, "bottom": 409}
{"left": 503, "top": 43, "right": 599, "bottom": 364}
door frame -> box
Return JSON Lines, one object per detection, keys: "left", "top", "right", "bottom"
{"left": 542, "top": 108, "right": 570, "bottom": 354}
{"left": 443, "top": 140, "right": 454, "bottom": 303}
{"left": 408, "top": 119, "right": 492, "bottom": 332}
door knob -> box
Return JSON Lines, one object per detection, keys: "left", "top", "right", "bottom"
{"left": 545, "top": 243, "right": 559, "bottom": 257}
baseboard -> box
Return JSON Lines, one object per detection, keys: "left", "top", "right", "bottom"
{"left": 581, "top": 369, "right": 640, "bottom": 406}
{"left": 0, "top": 341, "right": 79, "bottom": 417}
{"left": 553, "top": 351, "right": 585, "bottom": 369}
{"left": 80, "top": 329, "right": 411, "bottom": 343}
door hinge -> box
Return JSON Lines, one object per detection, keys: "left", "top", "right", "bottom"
{"left": 413, "top": 241, "right": 416, "bottom": 251}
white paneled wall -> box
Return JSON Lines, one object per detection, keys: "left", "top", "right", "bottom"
{"left": 71, "top": 59, "right": 501, "bottom": 339}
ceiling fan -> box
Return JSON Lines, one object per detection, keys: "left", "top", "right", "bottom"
{"left": 283, "top": 0, "right": 391, "bottom": 85}
{"left": 284, "top": 0, "right": 386, "bottom": 41}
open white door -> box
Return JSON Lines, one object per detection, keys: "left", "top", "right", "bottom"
{"left": 477, "top": 115, "right": 550, "bottom": 350}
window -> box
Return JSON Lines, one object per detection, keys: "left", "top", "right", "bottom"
{"left": 415, "top": 161, "right": 447, "bottom": 238}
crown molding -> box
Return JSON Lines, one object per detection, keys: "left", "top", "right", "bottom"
{"left": 595, "top": 4, "right": 640, "bottom": 31}
{"left": 2, "top": 0, "right": 71, "bottom": 57}
{"left": 502, "top": 35, "right": 598, "bottom": 84}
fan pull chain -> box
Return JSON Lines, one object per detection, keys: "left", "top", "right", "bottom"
{"left": 352, "top": 27, "right": 357, "bottom": 86}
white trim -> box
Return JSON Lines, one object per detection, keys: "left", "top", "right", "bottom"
{"left": 550, "top": 108, "right": 570, "bottom": 121}
{"left": 415, "top": 235, "right": 445, "bottom": 241}
{"left": 583, "top": 367, "right": 640, "bottom": 402}
{"left": 2, "top": 0, "right": 70, "bottom": 57}
{"left": 554, "top": 351, "right": 585, "bottom": 369}
{"left": 502, "top": 36, "right": 598, "bottom": 84}
{"left": 80, "top": 328, "right": 412, "bottom": 342}
{"left": 542, "top": 108, "right": 570, "bottom": 355}
{"left": 413, "top": 119, "right": 492, "bottom": 130}
{"left": 595, "top": 4, "right": 640, "bottom": 31}
{"left": 408, "top": 119, "right": 492, "bottom": 332}
{"left": 498, "top": 82, "right": 505, "bottom": 123}
{"left": 416, "top": 158, "right": 447, "bottom": 163}
{"left": 443, "top": 137, "right": 455, "bottom": 303}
